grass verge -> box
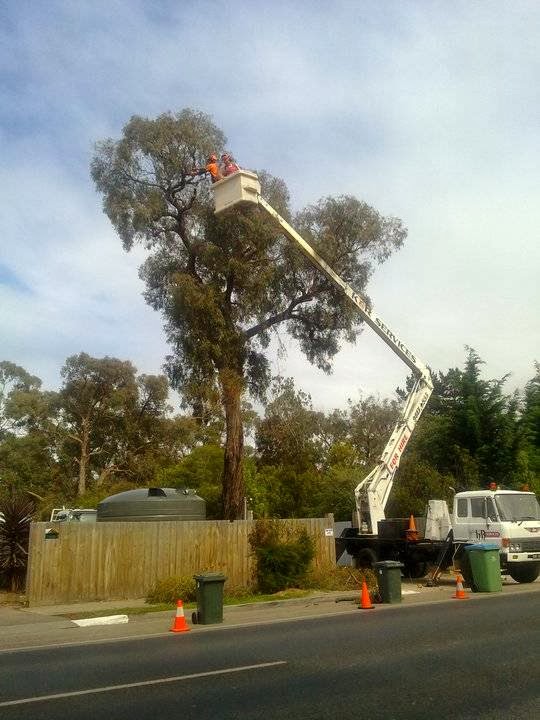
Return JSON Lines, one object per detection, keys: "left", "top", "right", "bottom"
{"left": 58, "top": 589, "right": 315, "bottom": 620}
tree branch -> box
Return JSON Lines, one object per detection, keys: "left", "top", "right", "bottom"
{"left": 120, "top": 168, "right": 163, "bottom": 191}
{"left": 244, "top": 291, "right": 315, "bottom": 339}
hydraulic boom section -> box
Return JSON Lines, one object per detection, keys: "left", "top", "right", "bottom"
{"left": 213, "top": 171, "right": 433, "bottom": 534}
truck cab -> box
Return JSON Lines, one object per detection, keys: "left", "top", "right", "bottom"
{"left": 452, "top": 490, "right": 540, "bottom": 583}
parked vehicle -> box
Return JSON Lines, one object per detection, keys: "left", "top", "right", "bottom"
{"left": 337, "top": 488, "right": 540, "bottom": 583}
{"left": 50, "top": 508, "right": 97, "bottom": 523}
{"left": 451, "top": 489, "right": 540, "bottom": 583}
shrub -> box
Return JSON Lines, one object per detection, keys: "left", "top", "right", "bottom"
{"left": 249, "top": 520, "right": 315, "bottom": 594}
{"left": 302, "top": 565, "right": 378, "bottom": 595}
{"left": 146, "top": 575, "right": 197, "bottom": 604}
{"left": 0, "top": 495, "right": 34, "bottom": 592}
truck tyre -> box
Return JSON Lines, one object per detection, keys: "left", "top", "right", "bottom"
{"left": 404, "top": 558, "right": 427, "bottom": 579}
{"left": 354, "top": 548, "right": 378, "bottom": 569}
{"left": 508, "top": 563, "right": 540, "bottom": 584}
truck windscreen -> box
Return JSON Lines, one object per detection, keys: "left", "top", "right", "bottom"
{"left": 495, "top": 495, "right": 540, "bottom": 522}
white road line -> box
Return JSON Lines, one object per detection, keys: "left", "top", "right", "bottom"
{"left": 0, "top": 661, "right": 287, "bottom": 707}
{"left": 0, "top": 631, "right": 170, "bottom": 655}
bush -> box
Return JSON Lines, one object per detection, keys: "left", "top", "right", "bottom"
{"left": 0, "top": 495, "right": 34, "bottom": 592}
{"left": 146, "top": 575, "right": 197, "bottom": 604}
{"left": 249, "top": 520, "right": 315, "bottom": 594}
{"left": 302, "top": 565, "right": 378, "bottom": 595}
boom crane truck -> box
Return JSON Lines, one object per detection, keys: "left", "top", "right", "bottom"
{"left": 212, "top": 170, "right": 540, "bottom": 586}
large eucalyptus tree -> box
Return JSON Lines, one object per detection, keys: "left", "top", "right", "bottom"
{"left": 92, "top": 109, "right": 406, "bottom": 518}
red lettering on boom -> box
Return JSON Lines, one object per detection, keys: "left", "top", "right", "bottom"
{"left": 397, "top": 434, "right": 409, "bottom": 452}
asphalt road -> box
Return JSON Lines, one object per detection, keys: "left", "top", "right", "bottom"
{"left": 1, "top": 592, "right": 538, "bottom": 720}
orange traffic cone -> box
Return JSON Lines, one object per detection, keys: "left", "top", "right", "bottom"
{"left": 405, "top": 514, "right": 418, "bottom": 541}
{"left": 452, "top": 575, "right": 468, "bottom": 600}
{"left": 170, "top": 600, "right": 191, "bottom": 632}
{"left": 358, "top": 580, "right": 374, "bottom": 609}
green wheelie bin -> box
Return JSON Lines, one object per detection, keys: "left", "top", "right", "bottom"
{"left": 193, "top": 572, "right": 227, "bottom": 624}
{"left": 465, "top": 543, "right": 502, "bottom": 592}
{"left": 374, "top": 560, "right": 404, "bottom": 604}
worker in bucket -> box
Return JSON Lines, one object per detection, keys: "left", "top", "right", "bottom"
{"left": 191, "top": 154, "right": 222, "bottom": 183}
{"left": 221, "top": 153, "right": 240, "bottom": 177}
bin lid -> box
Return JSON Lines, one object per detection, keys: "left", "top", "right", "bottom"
{"left": 193, "top": 572, "right": 227, "bottom": 582}
{"left": 464, "top": 543, "right": 500, "bottom": 552}
{"left": 374, "top": 560, "right": 404, "bottom": 568}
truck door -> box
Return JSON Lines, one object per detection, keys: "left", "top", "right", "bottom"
{"left": 452, "top": 496, "right": 470, "bottom": 542}
{"left": 468, "top": 497, "right": 493, "bottom": 542}
{"left": 483, "top": 497, "right": 503, "bottom": 546}
{"left": 454, "top": 496, "right": 503, "bottom": 544}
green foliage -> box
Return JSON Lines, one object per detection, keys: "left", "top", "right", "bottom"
{"left": 249, "top": 520, "right": 315, "bottom": 593}
{"left": 57, "top": 353, "right": 140, "bottom": 496}
{"left": 520, "top": 363, "right": 540, "bottom": 491}
{"left": 401, "top": 348, "right": 531, "bottom": 493}
{"left": 0, "top": 363, "right": 54, "bottom": 498}
{"left": 0, "top": 361, "right": 42, "bottom": 440}
{"left": 91, "top": 109, "right": 226, "bottom": 252}
{"left": 0, "top": 432, "right": 54, "bottom": 496}
{"left": 387, "top": 457, "right": 454, "bottom": 517}
{"left": 0, "top": 495, "right": 34, "bottom": 591}
{"left": 73, "top": 480, "right": 139, "bottom": 515}
{"left": 302, "top": 565, "right": 378, "bottom": 595}
{"left": 342, "top": 395, "right": 399, "bottom": 467}
{"left": 158, "top": 444, "right": 224, "bottom": 518}
{"left": 250, "top": 465, "right": 314, "bottom": 518}
{"left": 0, "top": 355, "right": 207, "bottom": 509}
{"left": 145, "top": 575, "right": 197, "bottom": 604}
{"left": 2, "top": 347, "right": 537, "bottom": 526}
{"left": 256, "top": 377, "right": 325, "bottom": 471}
{"left": 53, "top": 353, "right": 189, "bottom": 498}
{"left": 251, "top": 379, "right": 398, "bottom": 520}
{"left": 309, "top": 465, "right": 356, "bottom": 521}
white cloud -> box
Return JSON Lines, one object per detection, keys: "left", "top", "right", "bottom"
{"left": 1, "top": 0, "right": 539, "bottom": 406}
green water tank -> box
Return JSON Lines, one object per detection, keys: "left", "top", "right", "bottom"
{"left": 96, "top": 487, "right": 206, "bottom": 522}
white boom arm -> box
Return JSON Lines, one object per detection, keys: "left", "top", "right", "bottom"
{"left": 213, "top": 171, "right": 433, "bottom": 534}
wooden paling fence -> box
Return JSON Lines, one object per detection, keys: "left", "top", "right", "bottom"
{"left": 26, "top": 517, "right": 336, "bottom": 606}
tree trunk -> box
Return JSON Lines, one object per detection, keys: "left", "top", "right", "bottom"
{"left": 78, "top": 419, "right": 90, "bottom": 496}
{"left": 220, "top": 369, "right": 245, "bottom": 520}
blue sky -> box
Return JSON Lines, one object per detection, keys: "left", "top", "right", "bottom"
{"left": 1, "top": 0, "right": 539, "bottom": 410}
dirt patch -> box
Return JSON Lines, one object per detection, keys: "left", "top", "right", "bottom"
{"left": 0, "top": 591, "right": 27, "bottom": 607}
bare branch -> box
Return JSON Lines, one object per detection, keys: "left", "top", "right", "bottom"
{"left": 245, "top": 291, "right": 315, "bottom": 339}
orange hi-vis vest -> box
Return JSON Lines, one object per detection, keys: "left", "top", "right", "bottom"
{"left": 205, "top": 161, "right": 221, "bottom": 181}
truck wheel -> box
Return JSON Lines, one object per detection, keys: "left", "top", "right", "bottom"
{"left": 508, "top": 563, "right": 540, "bottom": 584}
{"left": 404, "top": 559, "right": 427, "bottom": 579}
{"left": 354, "top": 548, "right": 378, "bottom": 569}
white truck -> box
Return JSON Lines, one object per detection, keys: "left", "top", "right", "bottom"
{"left": 450, "top": 489, "right": 540, "bottom": 583}
{"left": 212, "top": 170, "right": 540, "bottom": 584}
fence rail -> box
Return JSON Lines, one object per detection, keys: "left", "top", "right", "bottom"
{"left": 26, "top": 517, "right": 336, "bottom": 606}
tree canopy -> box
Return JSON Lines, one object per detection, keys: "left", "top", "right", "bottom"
{"left": 0, "top": 353, "right": 201, "bottom": 510}
{"left": 0, "top": 351, "right": 538, "bottom": 528}
{"left": 0, "top": 361, "right": 42, "bottom": 440}
{"left": 389, "top": 348, "right": 538, "bottom": 515}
